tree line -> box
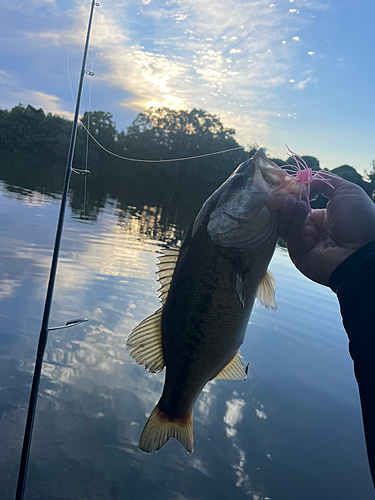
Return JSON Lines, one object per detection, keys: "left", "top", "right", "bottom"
{"left": 0, "top": 104, "right": 374, "bottom": 200}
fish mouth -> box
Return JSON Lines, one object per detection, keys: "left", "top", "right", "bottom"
{"left": 252, "top": 148, "right": 302, "bottom": 209}
{"left": 252, "top": 149, "right": 286, "bottom": 184}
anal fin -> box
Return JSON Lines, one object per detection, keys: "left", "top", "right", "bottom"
{"left": 126, "top": 308, "right": 164, "bottom": 373}
{"left": 214, "top": 351, "right": 247, "bottom": 380}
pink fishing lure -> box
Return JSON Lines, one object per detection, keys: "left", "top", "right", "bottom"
{"left": 274, "top": 145, "right": 339, "bottom": 212}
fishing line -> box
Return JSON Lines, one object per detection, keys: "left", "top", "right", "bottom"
{"left": 78, "top": 122, "right": 245, "bottom": 163}
{"left": 68, "top": 39, "right": 245, "bottom": 163}
{"left": 66, "top": 14, "right": 245, "bottom": 164}
{"left": 83, "top": 49, "right": 95, "bottom": 219}
{"left": 84, "top": 0, "right": 98, "bottom": 214}
{"left": 266, "top": 147, "right": 289, "bottom": 164}
{"left": 67, "top": 47, "right": 76, "bottom": 108}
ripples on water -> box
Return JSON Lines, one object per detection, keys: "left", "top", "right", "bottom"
{"left": 0, "top": 176, "right": 373, "bottom": 500}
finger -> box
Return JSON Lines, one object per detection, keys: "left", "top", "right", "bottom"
{"left": 277, "top": 195, "right": 297, "bottom": 241}
{"left": 283, "top": 200, "right": 309, "bottom": 258}
{"left": 278, "top": 197, "right": 308, "bottom": 243}
{"left": 310, "top": 175, "right": 355, "bottom": 200}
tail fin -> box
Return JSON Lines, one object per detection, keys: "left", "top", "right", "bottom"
{"left": 139, "top": 404, "right": 194, "bottom": 453}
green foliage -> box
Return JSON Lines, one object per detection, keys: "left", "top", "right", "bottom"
{"left": 269, "top": 158, "right": 285, "bottom": 167}
{"left": 301, "top": 156, "right": 320, "bottom": 171}
{"left": 81, "top": 110, "right": 118, "bottom": 145}
{"left": 121, "top": 107, "right": 248, "bottom": 191}
{"left": 365, "top": 159, "right": 375, "bottom": 198}
{"left": 331, "top": 164, "right": 373, "bottom": 195}
{"left": 0, "top": 104, "right": 373, "bottom": 201}
{"left": 124, "top": 107, "right": 237, "bottom": 154}
{"left": 0, "top": 104, "right": 86, "bottom": 163}
{"left": 269, "top": 155, "right": 320, "bottom": 171}
{"left": 285, "top": 155, "right": 320, "bottom": 171}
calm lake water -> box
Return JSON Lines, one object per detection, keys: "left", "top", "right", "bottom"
{"left": 0, "top": 159, "right": 373, "bottom": 500}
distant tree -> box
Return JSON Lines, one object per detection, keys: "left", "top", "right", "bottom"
{"left": 331, "top": 164, "right": 372, "bottom": 195}
{"left": 124, "top": 107, "right": 240, "bottom": 155}
{"left": 3, "top": 103, "right": 373, "bottom": 204}
{"left": 0, "top": 104, "right": 46, "bottom": 153}
{"left": 123, "top": 107, "right": 248, "bottom": 190}
{"left": 366, "top": 159, "right": 375, "bottom": 199}
{"left": 301, "top": 156, "right": 320, "bottom": 171}
{"left": 0, "top": 104, "right": 89, "bottom": 164}
{"left": 285, "top": 155, "right": 320, "bottom": 171}
{"left": 247, "top": 144, "right": 258, "bottom": 159}
{"left": 269, "top": 158, "right": 285, "bottom": 167}
{"left": 81, "top": 110, "right": 118, "bottom": 146}
{"left": 269, "top": 155, "right": 320, "bottom": 170}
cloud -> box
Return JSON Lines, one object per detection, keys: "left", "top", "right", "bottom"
{"left": 0, "top": 0, "right": 57, "bottom": 14}
{"left": 0, "top": 279, "right": 21, "bottom": 300}
{"left": 0, "top": 64, "right": 73, "bottom": 118}
{"left": 0, "top": 84, "right": 74, "bottom": 119}
{"left": 25, "top": 91, "right": 74, "bottom": 118}
{"left": 3, "top": 0, "right": 328, "bottom": 145}
{"left": 303, "top": 0, "right": 331, "bottom": 11}
{"left": 293, "top": 76, "right": 313, "bottom": 89}
{"left": 255, "top": 408, "right": 268, "bottom": 419}
{"left": 223, "top": 398, "right": 246, "bottom": 431}
{"left": 0, "top": 70, "right": 13, "bottom": 86}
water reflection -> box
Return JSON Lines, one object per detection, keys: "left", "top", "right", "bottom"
{"left": 224, "top": 397, "right": 246, "bottom": 438}
{"left": 0, "top": 156, "right": 374, "bottom": 500}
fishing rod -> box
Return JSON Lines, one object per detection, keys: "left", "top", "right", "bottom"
{"left": 15, "top": 2, "right": 98, "bottom": 499}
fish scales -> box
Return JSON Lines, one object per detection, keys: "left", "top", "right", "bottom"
{"left": 160, "top": 223, "right": 274, "bottom": 422}
{"left": 127, "top": 148, "right": 301, "bottom": 453}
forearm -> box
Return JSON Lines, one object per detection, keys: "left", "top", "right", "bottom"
{"left": 329, "top": 240, "right": 375, "bottom": 484}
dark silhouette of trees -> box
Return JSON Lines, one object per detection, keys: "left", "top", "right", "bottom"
{"left": 331, "top": 165, "right": 373, "bottom": 196}
{"left": 0, "top": 104, "right": 86, "bottom": 163}
{"left": 118, "top": 107, "right": 248, "bottom": 192}
{"left": 81, "top": 110, "right": 118, "bottom": 146}
{"left": 0, "top": 104, "right": 374, "bottom": 200}
{"left": 270, "top": 155, "right": 320, "bottom": 171}
{"left": 365, "top": 160, "right": 375, "bottom": 198}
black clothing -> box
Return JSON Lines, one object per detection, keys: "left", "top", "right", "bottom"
{"left": 329, "top": 240, "right": 375, "bottom": 485}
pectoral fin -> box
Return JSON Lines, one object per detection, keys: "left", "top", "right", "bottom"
{"left": 214, "top": 351, "right": 247, "bottom": 380}
{"left": 257, "top": 269, "right": 277, "bottom": 312}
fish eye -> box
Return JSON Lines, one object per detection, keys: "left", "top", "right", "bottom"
{"left": 230, "top": 174, "right": 245, "bottom": 190}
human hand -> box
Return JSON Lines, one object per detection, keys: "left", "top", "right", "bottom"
{"left": 277, "top": 176, "right": 375, "bottom": 286}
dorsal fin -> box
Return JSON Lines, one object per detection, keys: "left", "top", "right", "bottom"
{"left": 214, "top": 351, "right": 247, "bottom": 380}
{"left": 157, "top": 247, "right": 180, "bottom": 305}
{"left": 126, "top": 308, "right": 164, "bottom": 373}
{"left": 256, "top": 269, "right": 277, "bottom": 312}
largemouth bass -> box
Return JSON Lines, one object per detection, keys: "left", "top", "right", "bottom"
{"left": 127, "top": 149, "right": 300, "bottom": 453}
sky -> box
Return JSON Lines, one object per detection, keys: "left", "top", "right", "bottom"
{"left": 0, "top": 0, "right": 374, "bottom": 173}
